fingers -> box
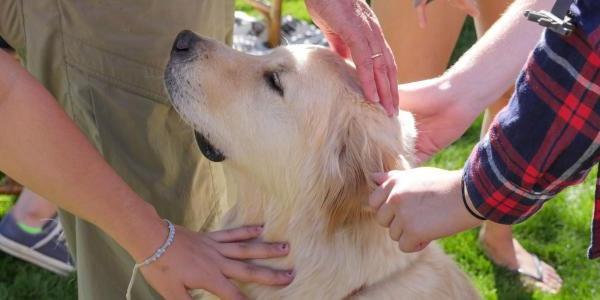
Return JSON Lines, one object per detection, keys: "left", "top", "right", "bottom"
{"left": 389, "top": 216, "right": 403, "bottom": 241}
{"left": 398, "top": 237, "right": 430, "bottom": 253}
{"left": 351, "top": 40, "right": 380, "bottom": 105}
{"left": 370, "top": 172, "right": 389, "bottom": 185}
{"left": 344, "top": 3, "right": 380, "bottom": 105}
{"left": 368, "top": 176, "right": 395, "bottom": 210}
{"left": 171, "top": 286, "right": 194, "bottom": 300}
{"left": 390, "top": 215, "right": 429, "bottom": 253}
{"left": 217, "top": 242, "right": 289, "bottom": 260}
{"left": 208, "top": 225, "right": 263, "bottom": 243}
{"left": 386, "top": 51, "right": 400, "bottom": 113}
{"left": 375, "top": 201, "right": 395, "bottom": 228}
{"left": 367, "top": 18, "right": 399, "bottom": 116}
{"left": 372, "top": 56, "right": 394, "bottom": 115}
{"left": 203, "top": 276, "right": 247, "bottom": 300}
{"left": 389, "top": 217, "right": 431, "bottom": 252}
{"left": 324, "top": 31, "right": 350, "bottom": 59}
{"left": 222, "top": 260, "right": 294, "bottom": 286}
{"left": 347, "top": 4, "right": 398, "bottom": 116}
{"left": 310, "top": 0, "right": 398, "bottom": 116}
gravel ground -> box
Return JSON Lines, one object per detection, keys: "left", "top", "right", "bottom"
{"left": 233, "top": 11, "right": 328, "bottom": 54}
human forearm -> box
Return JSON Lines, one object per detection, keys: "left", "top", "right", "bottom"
{"left": 0, "top": 50, "right": 166, "bottom": 261}
{"left": 442, "top": 0, "right": 554, "bottom": 112}
{"left": 396, "top": 0, "right": 555, "bottom": 161}
{"left": 0, "top": 51, "right": 297, "bottom": 297}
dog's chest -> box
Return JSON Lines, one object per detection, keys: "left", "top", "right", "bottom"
{"left": 242, "top": 223, "right": 421, "bottom": 300}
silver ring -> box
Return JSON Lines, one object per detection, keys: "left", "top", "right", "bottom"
{"left": 371, "top": 53, "right": 383, "bottom": 59}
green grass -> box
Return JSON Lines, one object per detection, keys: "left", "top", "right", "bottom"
{"left": 0, "top": 194, "right": 78, "bottom": 299}
{"left": 1, "top": 2, "right": 598, "bottom": 299}
{"left": 235, "top": 0, "right": 311, "bottom": 21}
{"left": 431, "top": 117, "right": 600, "bottom": 300}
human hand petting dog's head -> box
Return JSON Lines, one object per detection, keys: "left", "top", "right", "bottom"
{"left": 305, "top": 0, "right": 399, "bottom": 116}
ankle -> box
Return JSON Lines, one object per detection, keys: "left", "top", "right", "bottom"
{"left": 480, "top": 223, "right": 514, "bottom": 244}
{"left": 10, "top": 209, "right": 52, "bottom": 228}
{"left": 478, "top": 225, "right": 520, "bottom": 269}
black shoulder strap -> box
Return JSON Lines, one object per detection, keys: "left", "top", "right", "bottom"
{"left": 551, "top": 0, "right": 574, "bottom": 19}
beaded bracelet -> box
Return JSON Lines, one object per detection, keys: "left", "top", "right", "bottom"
{"left": 126, "top": 219, "right": 176, "bottom": 300}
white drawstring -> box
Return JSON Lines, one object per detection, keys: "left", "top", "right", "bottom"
{"left": 125, "top": 219, "right": 176, "bottom": 300}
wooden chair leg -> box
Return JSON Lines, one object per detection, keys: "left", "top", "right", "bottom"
{"left": 244, "top": 0, "right": 283, "bottom": 48}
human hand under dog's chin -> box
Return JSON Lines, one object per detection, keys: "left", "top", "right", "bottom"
{"left": 368, "top": 168, "right": 483, "bottom": 253}
{"left": 305, "top": 0, "right": 399, "bottom": 116}
{"left": 413, "top": 0, "right": 480, "bottom": 28}
{"left": 139, "top": 225, "right": 293, "bottom": 300}
{"left": 396, "top": 77, "right": 481, "bottom": 163}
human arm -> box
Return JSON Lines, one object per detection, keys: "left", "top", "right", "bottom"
{"left": 0, "top": 50, "right": 292, "bottom": 299}
{"left": 370, "top": 19, "right": 600, "bottom": 255}
{"left": 399, "top": 0, "right": 554, "bottom": 162}
{"left": 305, "top": 0, "right": 399, "bottom": 116}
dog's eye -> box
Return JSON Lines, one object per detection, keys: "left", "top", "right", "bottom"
{"left": 264, "top": 72, "right": 284, "bottom": 97}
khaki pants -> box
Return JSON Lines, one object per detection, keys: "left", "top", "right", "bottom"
{"left": 0, "top": 1, "right": 234, "bottom": 299}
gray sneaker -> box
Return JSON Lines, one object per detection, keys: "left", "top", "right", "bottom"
{"left": 0, "top": 212, "right": 74, "bottom": 276}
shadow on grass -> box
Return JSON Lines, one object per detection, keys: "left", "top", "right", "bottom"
{"left": 0, "top": 253, "right": 77, "bottom": 300}
{"left": 492, "top": 265, "right": 534, "bottom": 300}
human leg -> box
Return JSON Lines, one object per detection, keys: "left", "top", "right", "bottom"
{"left": 372, "top": 0, "right": 466, "bottom": 83}
{"left": 0, "top": 188, "right": 73, "bottom": 276}
{"left": 10, "top": 189, "right": 57, "bottom": 228}
{"left": 474, "top": 0, "right": 562, "bottom": 293}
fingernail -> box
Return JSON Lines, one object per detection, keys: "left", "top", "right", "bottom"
{"left": 370, "top": 172, "right": 388, "bottom": 184}
{"left": 279, "top": 243, "right": 289, "bottom": 251}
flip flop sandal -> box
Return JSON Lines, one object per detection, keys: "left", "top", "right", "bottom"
{"left": 479, "top": 238, "right": 559, "bottom": 294}
{"left": 0, "top": 177, "right": 23, "bottom": 195}
{"left": 515, "top": 254, "right": 559, "bottom": 294}
{"left": 517, "top": 254, "right": 544, "bottom": 282}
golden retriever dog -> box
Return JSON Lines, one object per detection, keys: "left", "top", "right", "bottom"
{"left": 164, "top": 30, "right": 480, "bottom": 300}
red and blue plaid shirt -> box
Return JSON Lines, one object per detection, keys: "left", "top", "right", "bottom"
{"left": 463, "top": 0, "right": 600, "bottom": 259}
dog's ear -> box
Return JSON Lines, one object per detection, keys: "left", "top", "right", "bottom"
{"left": 322, "top": 113, "right": 402, "bottom": 233}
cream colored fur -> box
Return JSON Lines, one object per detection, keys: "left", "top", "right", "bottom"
{"left": 165, "top": 34, "right": 480, "bottom": 300}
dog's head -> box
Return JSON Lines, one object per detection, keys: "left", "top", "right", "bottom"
{"left": 165, "top": 31, "right": 415, "bottom": 229}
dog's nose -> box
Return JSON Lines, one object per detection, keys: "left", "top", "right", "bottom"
{"left": 171, "top": 30, "right": 201, "bottom": 54}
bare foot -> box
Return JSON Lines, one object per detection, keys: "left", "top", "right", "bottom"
{"left": 479, "top": 228, "right": 563, "bottom": 294}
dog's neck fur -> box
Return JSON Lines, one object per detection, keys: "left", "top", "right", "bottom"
{"left": 219, "top": 107, "right": 420, "bottom": 299}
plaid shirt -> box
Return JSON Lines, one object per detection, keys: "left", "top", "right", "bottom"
{"left": 463, "top": 0, "right": 600, "bottom": 259}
